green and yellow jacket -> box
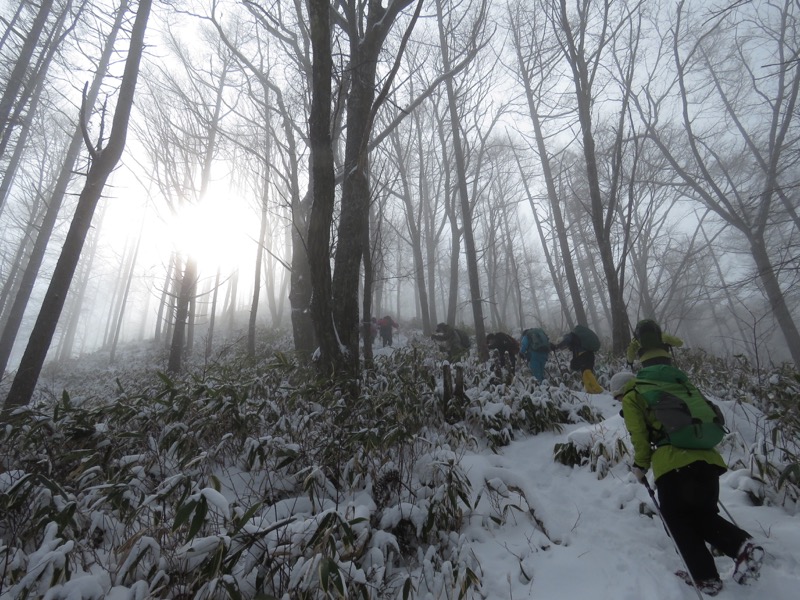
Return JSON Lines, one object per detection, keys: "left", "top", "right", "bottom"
{"left": 626, "top": 333, "right": 684, "bottom": 365}
{"left": 621, "top": 380, "right": 726, "bottom": 481}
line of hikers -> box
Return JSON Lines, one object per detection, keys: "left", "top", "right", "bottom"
{"left": 477, "top": 318, "right": 765, "bottom": 596}
{"left": 433, "top": 322, "right": 605, "bottom": 393}
{"left": 418, "top": 318, "right": 766, "bottom": 593}
{"left": 481, "top": 323, "right": 604, "bottom": 392}
{"left": 368, "top": 315, "right": 400, "bottom": 347}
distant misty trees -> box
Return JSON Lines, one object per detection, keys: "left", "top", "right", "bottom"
{"left": 3, "top": 0, "right": 153, "bottom": 412}
{"left": 1, "top": 0, "right": 799, "bottom": 411}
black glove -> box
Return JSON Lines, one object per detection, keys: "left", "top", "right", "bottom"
{"left": 631, "top": 464, "right": 647, "bottom": 483}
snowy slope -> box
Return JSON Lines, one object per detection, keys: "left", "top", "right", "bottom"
{"left": 460, "top": 391, "right": 800, "bottom": 599}
{"left": 3, "top": 331, "right": 798, "bottom": 599}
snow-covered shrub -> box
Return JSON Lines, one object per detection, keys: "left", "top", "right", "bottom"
{"left": 6, "top": 328, "right": 795, "bottom": 599}
{"left": 748, "top": 370, "right": 800, "bottom": 510}
{"left": 552, "top": 416, "right": 631, "bottom": 478}
{"left": 443, "top": 358, "right": 602, "bottom": 451}
{"left": 1, "top": 340, "right": 487, "bottom": 599}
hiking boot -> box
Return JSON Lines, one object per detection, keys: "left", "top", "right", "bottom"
{"left": 697, "top": 578, "right": 723, "bottom": 596}
{"left": 676, "top": 571, "right": 723, "bottom": 596}
{"left": 733, "top": 540, "right": 765, "bottom": 584}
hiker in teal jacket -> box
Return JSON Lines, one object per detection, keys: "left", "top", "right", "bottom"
{"left": 612, "top": 371, "right": 763, "bottom": 596}
{"left": 520, "top": 328, "right": 549, "bottom": 381}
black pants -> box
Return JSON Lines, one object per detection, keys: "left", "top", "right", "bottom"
{"left": 656, "top": 461, "right": 751, "bottom": 581}
{"left": 570, "top": 351, "right": 595, "bottom": 372}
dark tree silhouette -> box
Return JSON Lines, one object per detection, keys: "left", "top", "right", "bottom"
{"left": 2, "top": 0, "right": 153, "bottom": 414}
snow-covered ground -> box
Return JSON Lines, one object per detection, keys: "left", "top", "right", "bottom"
{"left": 460, "top": 390, "right": 800, "bottom": 599}
{"left": 3, "top": 329, "right": 799, "bottom": 599}
{"left": 365, "top": 332, "right": 800, "bottom": 598}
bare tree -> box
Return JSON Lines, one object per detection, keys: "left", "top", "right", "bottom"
{"left": 0, "top": 0, "right": 129, "bottom": 378}
{"left": 305, "top": 0, "right": 338, "bottom": 374}
{"left": 108, "top": 223, "right": 143, "bottom": 362}
{"left": 635, "top": 0, "right": 800, "bottom": 366}
{"left": 507, "top": 1, "right": 588, "bottom": 328}
{"left": 133, "top": 24, "right": 239, "bottom": 373}
{"left": 56, "top": 203, "right": 106, "bottom": 362}
{"left": 0, "top": 0, "right": 84, "bottom": 213}
{"left": 388, "top": 120, "right": 432, "bottom": 335}
{"left": 548, "top": 0, "right": 643, "bottom": 351}
{"left": 0, "top": 0, "right": 55, "bottom": 164}
{"left": 3, "top": 0, "right": 152, "bottom": 413}
{"left": 326, "top": 0, "right": 421, "bottom": 372}
{"left": 207, "top": 3, "right": 313, "bottom": 356}
{"left": 434, "top": 0, "right": 494, "bottom": 361}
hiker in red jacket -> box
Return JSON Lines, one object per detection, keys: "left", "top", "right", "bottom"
{"left": 377, "top": 315, "right": 399, "bottom": 347}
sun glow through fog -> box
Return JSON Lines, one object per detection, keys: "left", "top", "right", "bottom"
{"left": 166, "top": 191, "right": 259, "bottom": 275}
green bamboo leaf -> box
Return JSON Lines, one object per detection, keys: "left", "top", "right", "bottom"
{"left": 173, "top": 499, "right": 198, "bottom": 532}
{"left": 188, "top": 496, "right": 208, "bottom": 540}
{"left": 402, "top": 576, "right": 413, "bottom": 600}
{"left": 231, "top": 502, "right": 262, "bottom": 535}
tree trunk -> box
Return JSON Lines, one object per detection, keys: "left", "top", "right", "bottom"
{"left": 57, "top": 206, "right": 103, "bottom": 362}
{"left": 393, "top": 129, "right": 431, "bottom": 335}
{"left": 306, "top": 0, "right": 340, "bottom": 375}
{"left": 103, "top": 242, "right": 129, "bottom": 348}
{"left": 110, "top": 231, "right": 142, "bottom": 363}
{"left": 750, "top": 233, "right": 800, "bottom": 366}
{"left": 501, "top": 209, "right": 525, "bottom": 333}
{"left": 510, "top": 12, "right": 587, "bottom": 327}
{"left": 168, "top": 257, "right": 196, "bottom": 373}
{"left": 0, "top": 0, "right": 128, "bottom": 377}
{"left": 289, "top": 192, "right": 315, "bottom": 357}
{"left": 0, "top": 196, "right": 46, "bottom": 327}
{"left": 154, "top": 252, "right": 175, "bottom": 343}
{"left": 0, "top": 68, "right": 45, "bottom": 214}
{"left": 206, "top": 269, "right": 220, "bottom": 360}
{"left": 557, "top": 0, "right": 632, "bottom": 352}
{"left": 2, "top": 0, "right": 151, "bottom": 413}
{"left": 436, "top": 1, "right": 488, "bottom": 361}
{"left": 361, "top": 205, "right": 374, "bottom": 365}
{"left": 249, "top": 198, "right": 268, "bottom": 357}
{"left": 330, "top": 43, "right": 381, "bottom": 369}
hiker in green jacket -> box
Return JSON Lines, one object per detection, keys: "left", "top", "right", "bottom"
{"left": 626, "top": 319, "right": 683, "bottom": 368}
{"left": 611, "top": 371, "right": 764, "bottom": 597}
{"left": 433, "top": 322, "right": 469, "bottom": 361}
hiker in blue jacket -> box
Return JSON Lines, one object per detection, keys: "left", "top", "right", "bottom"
{"left": 520, "top": 328, "right": 550, "bottom": 381}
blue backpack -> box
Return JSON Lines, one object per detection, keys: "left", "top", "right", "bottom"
{"left": 524, "top": 328, "right": 550, "bottom": 353}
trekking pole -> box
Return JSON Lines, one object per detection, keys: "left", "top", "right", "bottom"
{"left": 553, "top": 349, "right": 566, "bottom": 379}
{"left": 642, "top": 479, "right": 704, "bottom": 600}
{"left": 718, "top": 499, "right": 739, "bottom": 527}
